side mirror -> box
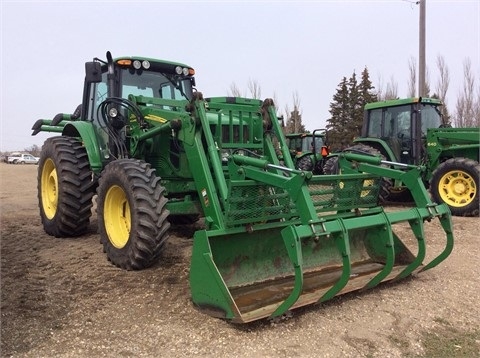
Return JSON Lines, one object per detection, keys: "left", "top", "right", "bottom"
{"left": 85, "top": 61, "right": 102, "bottom": 83}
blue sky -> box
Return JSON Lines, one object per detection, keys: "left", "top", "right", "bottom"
{"left": 1, "top": 0, "right": 479, "bottom": 151}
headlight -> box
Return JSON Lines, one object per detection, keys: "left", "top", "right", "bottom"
{"left": 142, "top": 60, "right": 150, "bottom": 69}
{"left": 133, "top": 60, "right": 142, "bottom": 70}
{"left": 108, "top": 107, "right": 118, "bottom": 118}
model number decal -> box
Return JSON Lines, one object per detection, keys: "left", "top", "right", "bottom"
{"left": 427, "top": 142, "right": 437, "bottom": 146}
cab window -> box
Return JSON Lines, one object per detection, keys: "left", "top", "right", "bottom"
{"left": 367, "top": 109, "right": 382, "bottom": 137}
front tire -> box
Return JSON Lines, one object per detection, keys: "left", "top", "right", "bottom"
{"left": 296, "top": 155, "right": 314, "bottom": 172}
{"left": 38, "top": 136, "right": 94, "bottom": 237}
{"left": 97, "top": 159, "right": 170, "bottom": 270}
{"left": 430, "top": 158, "right": 479, "bottom": 216}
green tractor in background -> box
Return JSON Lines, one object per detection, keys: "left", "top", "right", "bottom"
{"left": 325, "top": 97, "right": 479, "bottom": 216}
{"left": 285, "top": 129, "right": 330, "bottom": 174}
{"left": 31, "top": 54, "right": 454, "bottom": 323}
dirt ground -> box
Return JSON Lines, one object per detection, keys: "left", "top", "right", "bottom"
{"left": 1, "top": 162, "right": 479, "bottom": 358}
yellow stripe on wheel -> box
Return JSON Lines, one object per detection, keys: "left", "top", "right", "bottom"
{"left": 41, "top": 158, "right": 58, "bottom": 220}
{"left": 104, "top": 185, "right": 131, "bottom": 249}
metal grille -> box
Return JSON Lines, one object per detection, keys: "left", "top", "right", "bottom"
{"left": 224, "top": 175, "right": 381, "bottom": 227}
{"left": 308, "top": 175, "right": 381, "bottom": 213}
{"left": 225, "top": 181, "right": 296, "bottom": 227}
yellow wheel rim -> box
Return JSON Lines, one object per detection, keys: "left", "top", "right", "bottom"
{"left": 438, "top": 169, "right": 476, "bottom": 207}
{"left": 104, "top": 185, "right": 131, "bottom": 249}
{"left": 41, "top": 158, "right": 58, "bottom": 220}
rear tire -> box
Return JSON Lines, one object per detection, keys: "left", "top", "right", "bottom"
{"left": 323, "top": 156, "right": 340, "bottom": 175}
{"left": 38, "top": 136, "right": 95, "bottom": 237}
{"left": 97, "top": 159, "right": 170, "bottom": 270}
{"left": 296, "top": 155, "right": 314, "bottom": 172}
{"left": 430, "top": 158, "right": 479, "bottom": 216}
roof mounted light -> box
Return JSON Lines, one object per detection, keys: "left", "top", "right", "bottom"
{"left": 133, "top": 60, "right": 142, "bottom": 69}
{"left": 175, "top": 66, "right": 195, "bottom": 76}
{"left": 117, "top": 59, "right": 132, "bottom": 66}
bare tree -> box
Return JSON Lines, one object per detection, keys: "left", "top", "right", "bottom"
{"left": 435, "top": 55, "right": 450, "bottom": 99}
{"left": 247, "top": 79, "right": 262, "bottom": 99}
{"left": 283, "top": 91, "right": 304, "bottom": 134}
{"left": 384, "top": 76, "right": 398, "bottom": 100}
{"left": 272, "top": 91, "right": 279, "bottom": 114}
{"left": 24, "top": 144, "right": 41, "bottom": 157}
{"left": 475, "top": 83, "right": 480, "bottom": 127}
{"left": 376, "top": 75, "right": 398, "bottom": 100}
{"left": 407, "top": 56, "right": 417, "bottom": 97}
{"left": 375, "top": 74, "right": 385, "bottom": 100}
{"left": 228, "top": 82, "right": 243, "bottom": 97}
{"left": 454, "top": 58, "right": 476, "bottom": 127}
{"left": 435, "top": 54, "right": 450, "bottom": 121}
{"left": 228, "top": 79, "right": 263, "bottom": 99}
{"left": 292, "top": 91, "right": 301, "bottom": 133}
{"left": 424, "top": 67, "right": 431, "bottom": 97}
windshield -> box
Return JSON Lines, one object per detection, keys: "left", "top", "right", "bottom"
{"left": 383, "top": 104, "right": 412, "bottom": 138}
{"left": 420, "top": 104, "right": 442, "bottom": 135}
{"left": 288, "top": 136, "right": 325, "bottom": 153}
{"left": 303, "top": 136, "right": 325, "bottom": 152}
{"left": 120, "top": 68, "right": 193, "bottom": 100}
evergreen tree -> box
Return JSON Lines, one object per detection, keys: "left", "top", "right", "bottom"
{"left": 285, "top": 107, "right": 305, "bottom": 134}
{"left": 347, "top": 71, "right": 361, "bottom": 137}
{"left": 326, "top": 76, "right": 351, "bottom": 151}
{"left": 327, "top": 68, "right": 377, "bottom": 151}
{"left": 284, "top": 92, "right": 305, "bottom": 134}
{"left": 357, "top": 67, "right": 378, "bottom": 132}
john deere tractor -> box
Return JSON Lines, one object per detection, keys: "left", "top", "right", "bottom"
{"left": 285, "top": 129, "right": 330, "bottom": 174}
{"left": 325, "top": 97, "right": 479, "bottom": 216}
{"left": 32, "top": 53, "right": 453, "bottom": 323}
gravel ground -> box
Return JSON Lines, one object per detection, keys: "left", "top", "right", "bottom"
{"left": 1, "top": 163, "right": 479, "bottom": 357}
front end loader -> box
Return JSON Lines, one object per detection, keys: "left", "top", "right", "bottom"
{"left": 32, "top": 52, "right": 454, "bottom": 323}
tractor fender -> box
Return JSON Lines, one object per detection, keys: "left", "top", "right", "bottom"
{"left": 353, "top": 138, "right": 397, "bottom": 162}
{"left": 62, "top": 122, "right": 103, "bottom": 172}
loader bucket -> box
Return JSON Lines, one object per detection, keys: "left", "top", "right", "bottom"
{"left": 190, "top": 173, "right": 453, "bottom": 323}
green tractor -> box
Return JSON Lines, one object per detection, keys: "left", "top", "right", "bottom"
{"left": 325, "top": 97, "right": 479, "bottom": 216}
{"left": 32, "top": 53, "right": 454, "bottom": 323}
{"left": 285, "top": 129, "right": 330, "bottom": 174}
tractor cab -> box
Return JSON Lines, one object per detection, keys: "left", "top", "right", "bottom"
{"left": 361, "top": 98, "right": 443, "bottom": 165}
{"left": 286, "top": 129, "right": 329, "bottom": 174}
{"left": 79, "top": 53, "right": 197, "bottom": 165}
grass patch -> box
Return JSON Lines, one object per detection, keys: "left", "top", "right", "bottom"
{"left": 421, "top": 320, "right": 480, "bottom": 357}
{"left": 388, "top": 335, "right": 410, "bottom": 351}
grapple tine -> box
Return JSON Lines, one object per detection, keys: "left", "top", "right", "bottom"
{"left": 318, "top": 219, "right": 351, "bottom": 303}
{"left": 271, "top": 226, "right": 304, "bottom": 317}
{"left": 420, "top": 209, "right": 454, "bottom": 272}
{"left": 394, "top": 208, "right": 427, "bottom": 280}
{"left": 361, "top": 211, "right": 396, "bottom": 290}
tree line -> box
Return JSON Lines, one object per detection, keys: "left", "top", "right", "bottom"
{"left": 230, "top": 55, "right": 479, "bottom": 152}
{"left": 4, "top": 56, "right": 478, "bottom": 155}
{"left": 325, "top": 55, "right": 479, "bottom": 150}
